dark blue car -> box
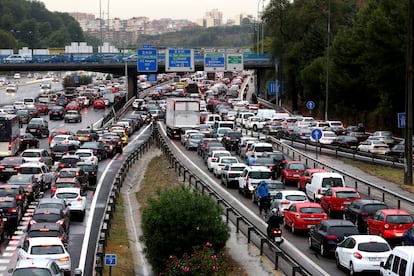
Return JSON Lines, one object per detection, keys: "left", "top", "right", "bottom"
{"left": 402, "top": 226, "right": 414, "bottom": 245}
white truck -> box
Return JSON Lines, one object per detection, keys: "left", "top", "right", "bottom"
{"left": 166, "top": 98, "right": 200, "bottom": 139}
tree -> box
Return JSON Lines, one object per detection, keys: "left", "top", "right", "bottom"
{"left": 140, "top": 186, "right": 230, "bottom": 273}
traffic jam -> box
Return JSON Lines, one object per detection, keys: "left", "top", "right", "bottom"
{"left": 0, "top": 69, "right": 412, "bottom": 275}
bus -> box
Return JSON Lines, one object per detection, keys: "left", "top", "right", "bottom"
{"left": 0, "top": 115, "right": 20, "bottom": 157}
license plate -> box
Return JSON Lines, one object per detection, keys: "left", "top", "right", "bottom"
{"left": 30, "top": 129, "right": 36, "bottom": 133}
{"left": 344, "top": 201, "right": 351, "bottom": 204}
{"left": 293, "top": 174, "right": 300, "bottom": 177}
{"left": 395, "top": 233, "right": 403, "bottom": 237}
{"left": 368, "top": 257, "right": 382, "bottom": 261}
{"left": 3, "top": 168, "right": 14, "bottom": 172}
{"left": 307, "top": 225, "right": 313, "bottom": 228}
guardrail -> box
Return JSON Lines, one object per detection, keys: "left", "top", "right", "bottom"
{"left": 154, "top": 125, "right": 312, "bottom": 276}
{"left": 93, "top": 125, "right": 154, "bottom": 275}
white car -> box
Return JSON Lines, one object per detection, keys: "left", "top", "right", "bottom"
{"left": 180, "top": 129, "right": 200, "bottom": 146}
{"left": 206, "top": 150, "right": 231, "bottom": 171}
{"left": 357, "top": 139, "right": 390, "bottom": 154}
{"left": 10, "top": 258, "right": 64, "bottom": 276}
{"left": 271, "top": 190, "right": 309, "bottom": 211}
{"left": 244, "top": 116, "right": 266, "bottom": 131}
{"left": 335, "top": 235, "right": 391, "bottom": 275}
{"left": 309, "top": 130, "right": 337, "bottom": 144}
{"left": 212, "top": 156, "right": 239, "bottom": 177}
{"left": 53, "top": 187, "right": 86, "bottom": 220}
{"left": 21, "top": 149, "right": 53, "bottom": 168}
{"left": 74, "top": 149, "right": 99, "bottom": 166}
{"left": 17, "top": 237, "right": 71, "bottom": 273}
{"left": 50, "top": 134, "right": 81, "bottom": 148}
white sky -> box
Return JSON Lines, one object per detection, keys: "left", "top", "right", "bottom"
{"left": 38, "top": 0, "right": 267, "bottom": 22}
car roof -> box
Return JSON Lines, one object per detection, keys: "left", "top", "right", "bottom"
{"left": 27, "top": 236, "right": 63, "bottom": 246}
{"left": 278, "top": 190, "right": 307, "bottom": 196}
{"left": 14, "top": 258, "right": 58, "bottom": 269}
{"left": 38, "top": 198, "right": 66, "bottom": 204}
{"left": 20, "top": 161, "right": 46, "bottom": 167}
{"left": 246, "top": 166, "right": 271, "bottom": 171}
{"left": 378, "top": 209, "right": 410, "bottom": 215}
{"left": 292, "top": 202, "right": 323, "bottom": 208}
{"left": 323, "top": 219, "right": 356, "bottom": 226}
{"left": 54, "top": 187, "right": 82, "bottom": 193}
{"left": 33, "top": 208, "right": 62, "bottom": 215}
{"left": 56, "top": 177, "right": 78, "bottom": 183}
{"left": 345, "top": 235, "right": 388, "bottom": 243}
{"left": 29, "top": 222, "right": 63, "bottom": 231}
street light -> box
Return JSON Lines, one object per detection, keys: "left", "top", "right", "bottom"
{"left": 324, "top": 0, "right": 331, "bottom": 121}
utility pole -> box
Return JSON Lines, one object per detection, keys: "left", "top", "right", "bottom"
{"left": 404, "top": 0, "right": 413, "bottom": 185}
{"left": 324, "top": 0, "right": 331, "bottom": 122}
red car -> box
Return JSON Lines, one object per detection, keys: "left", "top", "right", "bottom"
{"left": 367, "top": 209, "right": 414, "bottom": 240}
{"left": 282, "top": 202, "right": 328, "bottom": 233}
{"left": 297, "top": 168, "right": 327, "bottom": 191}
{"left": 281, "top": 161, "right": 306, "bottom": 186}
{"left": 66, "top": 101, "right": 81, "bottom": 111}
{"left": 93, "top": 99, "right": 106, "bottom": 109}
{"left": 35, "top": 103, "right": 49, "bottom": 115}
{"left": 319, "top": 187, "right": 361, "bottom": 216}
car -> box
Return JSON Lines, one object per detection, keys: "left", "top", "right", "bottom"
{"left": 9, "top": 258, "right": 65, "bottom": 276}
{"left": 56, "top": 167, "right": 89, "bottom": 191}
{"left": 238, "top": 166, "right": 273, "bottom": 197}
{"left": 76, "top": 162, "right": 98, "bottom": 185}
{"left": 80, "top": 141, "right": 108, "bottom": 161}
{"left": 49, "top": 106, "right": 66, "bottom": 120}
{"left": 344, "top": 199, "right": 389, "bottom": 232}
{"left": 17, "top": 237, "right": 71, "bottom": 273}
{"left": 6, "top": 83, "right": 18, "bottom": 93}
{"left": 346, "top": 130, "right": 370, "bottom": 143}
{"left": 37, "top": 198, "right": 70, "bottom": 219}
{"left": 180, "top": 129, "right": 200, "bottom": 146}
{"left": 15, "top": 109, "right": 31, "bottom": 124}
{"left": 357, "top": 139, "right": 390, "bottom": 154}
{"left": 280, "top": 161, "right": 307, "bottom": 186}
{"left": 271, "top": 190, "right": 309, "bottom": 211}
{"left": 249, "top": 156, "right": 280, "bottom": 180}
{"left": 65, "top": 101, "right": 81, "bottom": 111}
{"left": 93, "top": 99, "right": 106, "bottom": 109}
{"left": 50, "top": 144, "right": 78, "bottom": 162}
{"left": 51, "top": 177, "right": 82, "bottom": 196}
{"left": 282, "top": 202, "right": 328, "bottom": 234}
{"left": 27, "top": 107, "right": 40, "bottom": 118}
{"left": 367, "top": 209, "right": 414, "bottom": 240}
{"left": 7, "top": 174, "right": 41, "bottom": 202}
{"left": 21, "top": 149, "right": 53, "bottom": 168}
{"left": 261, "top": 151, "right": 287, "bottom": 178}
{"left": 0, "top": 156, "right": 25, "bottom": 179}
{"left": 99, "top": 132, "right": 123, "bottom": 157}
{"left": 319, "top": 187, "right": 361, "bottom": 217}
{"left": 206, "top": 150, "right": 231, "bottom": 171}
{"left": 57, "top": 155, "right": 81, "bottom": 170}
{"left": 25, "top": 118, "right": 49, "bottom": 138}
{"left": 25, "top": 222, "right": 69, "bottom": 247}
{"left": 3, "top": 54, "right": 30, "bottom": 64}
{"left": 49, "top": 130, "right": 75, "bottom": 145}
{"left": 252, "top": 180, "right": 285, "bottom": 204}
{"left": 53, "top": 187, "right": 86, "bottom": 220}
{"left": 64, "top": 110, "right": 82, "bottom": 123}
{"left": 220, "top": 163, "right": 248, "bottom": 188}
{"left": 308, "top": 219, "right": 359, "bottom": 257}
{"left": 0, "top": 196, "right": 22, "bottom": 233}
{"left": 402, "top": 226, "right": 414, "bottom": 246}
{"left": 297, "top": 168, "right": 328, "bottom": 191}
{"left": 310, "top": 130, "right": 337, "bottom": 144}
{"left": 75, "top": 128, "right": 99, "bottom": 143}
{"left": 335, "top": 235, "right": 391, "bottom": 275}
{"left": 74, "top": 149, "right": 98, "bottom": 166}
{"left": 221, "top": 131, "right": 243, "bottom": 151}
{"left": 19, "top": 161, "right": 54, "bottom": 191}
{"left": 369, "top": 130, "right": 395, "bottom": 145}
{"left": 212, "top": 156, "right": 239, "bottom": 177}
{"left": 331, "top": 135, "right": 359, "bottom": 149}
{"left": 0, "top": 184, "right": 28, "bottom": 210}
{"left": 50, "top": 134, "right": 81, "bottom": 149}
{"left": 379, "top": 246, "right": 414, "bottom": 276}
{"left": 55, "top": 96, "right": 68, "bottom": 107}
{"left": 288, "top": 127, "right": 312, "bottom": 140}
{"left": 28, "top": 208, "right": 70, "bottom": 235}
{"left": 185, "top": 132, "right": 205, "bottom": 150}
{"left": 19, "top": 133, "right": 39, "bottom": 151}
{"left": 305, "top": 172, "right": 346, "bottom": 202}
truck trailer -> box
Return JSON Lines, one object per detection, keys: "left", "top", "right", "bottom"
{"left": 165, "top": 98, "right": 200, "bottom": 139}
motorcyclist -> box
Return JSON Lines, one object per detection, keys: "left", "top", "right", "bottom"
{"left": 267, "top": 208, "right": 284, "bottom": 236}
{"left": 257, "top": 180, "right": 270, "bottom": 215}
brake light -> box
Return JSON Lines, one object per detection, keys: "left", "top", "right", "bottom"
{"left": 77, "top": 197, "right": 83, "bottom": 202}
{"left": 326, "top": 235, "right": 337, "bottom": 240}
{"left": 8, "top": 208, "right": 17, "bottom": 213}
{"left": 91, "top": 156, "right": 95, "bottom": 161}
{"left": 361, "top": 212, "right": 369, "bottom": 216}
{"left": 59, "top": 256, "right": 70, "bottom": 262}
{"left": 317, "top": 188, "right": 321, "bottom": 194}
{"left": 384, "top": 224, "right": 389, "bottom": 229}
{"left": 0, "top": 166, "right": 4, "bottom": 170}
{"left": 211, "top": 157, "right": 217, "bottom": 162}
{"left": 280, "top": 200, "right": 290, "bottom": 205}
{"left": 14, "top": 166, "right": 20, "bottom": 170}
{"left": 51, "top": 187, "right": 57, "bottom": 194}
{"left": 15, "top": 195, "right": 23, "bottom": 200}
{"left": 353, "top": 252, "right": 363, "bottom": 259}
{"left": 27, "top": 185, "right": 32, "bottom": 190}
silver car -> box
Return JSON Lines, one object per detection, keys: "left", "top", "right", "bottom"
{"left": 220, "top": 163, "right": 247, "bottom": 188}
{"left": 64, "top": 110, "right": 82, "bottom": 123}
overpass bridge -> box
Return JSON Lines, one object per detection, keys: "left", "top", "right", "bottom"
{"left": 0, "top": 53, "right": 275, "bottom": 100}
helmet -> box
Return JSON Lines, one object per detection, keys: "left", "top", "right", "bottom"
{"left": 271, "top": 208, "right": 279, "bottom": 214}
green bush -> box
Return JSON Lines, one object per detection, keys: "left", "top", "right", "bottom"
{"left": 140, "top": 186, "right": 230, "bottom": 273}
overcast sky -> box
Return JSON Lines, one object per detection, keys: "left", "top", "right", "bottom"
{"left": 39, "top": 0, "right": 266, "bottom": 22}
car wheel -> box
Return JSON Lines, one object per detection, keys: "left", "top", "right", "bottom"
{"left": 320, "top": 243, "right": 326, "bottom": 256}
{"left": 291, "top": 223, "right": 295, "bottom": 234}
{"left": 349, "top": 262, "right": 356, "bottom": 276}
{"left": 327, "top": 207, "right": 332, "bottom": 217}
{"left": 80, "top": 210, "right": 85, "bottom": 221}
{"left": 253, "top": 125, "right": 257, "bottom": 132}
{"left": 308, "top": 236, "right": 313, "bottom": 249}
{"left": 251, "top": 194, "right": 256, "bottom": 203}
{"left": 335, "top": 253, "right": 341, "bottom": 268}
{"left": 366, "top": 228, "right": 370, "bottom": 235}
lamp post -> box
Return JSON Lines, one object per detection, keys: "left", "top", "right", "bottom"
{"left": 324, "top": 0, "right": 331, "bottom": 122}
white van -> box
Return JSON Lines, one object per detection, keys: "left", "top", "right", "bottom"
{"left": 256, "top": 109, "right": 277, "bottom": 120}
{"left": 236, "top": 112, "right": 254, "bottom": 127}
{"left": 205, "top": 114, "right": 221, "bottom": 126}
{"left": 380, "top": 246, "right": 414, "bottom": 276}
{"left": 23, "top": 97, "right": 36, "bottom": 109}
{"left": 305, "top": 172, "right": 345, "bottom": 202}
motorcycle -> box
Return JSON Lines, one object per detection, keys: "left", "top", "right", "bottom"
{"left": 268, "top": 228, "right": 283, "bottom": 244}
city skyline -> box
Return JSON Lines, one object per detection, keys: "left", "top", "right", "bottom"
{"left": 39, "top": 0, "right": 266, "bottom": 22}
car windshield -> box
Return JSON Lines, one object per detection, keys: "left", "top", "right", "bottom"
{"left": 221, "top": 158, "right": 238, "bottom": 164}
{"left": 11, "top": 268, "right": 54, "bottom": 276}
{"left": 76, "top": 152, "right": 92, "bottom": 158}
{"left": 22, "top": 152, "right": 40, "bottom": 158}
{"left": 77, "top": 165, "right": 94, "bottom": 172}
{"left": 285, "top": 195, "right": 307, "bottom": 201}
{"left": 33, "top": 213, "right": 60, "bottom": 222}
{"left": 230, "top": 166, "right": 246, "bottom": 171}
{"left": 386, "top": 215, "right": 413, "bottom": 224}
{"left": 20, "top": 167, "right": 41, "bottom": 174}
{"left": 335, "top": 191, "right": 359, "bottom": 198}
{"left": 249, "top": 172, "right": 272, "bottom": 179}
{"left": 30, "top": 245, "right": 64, "bottom": 255}
{"left": 358, "top": 242, "right": 390, "bottom": 252}
{"left": 321, "top": 178, "right": 343, "bottom": 188}
{"left": 58, "top": 171, "right": 76, "bottom": 178}
{"left": 0, "top": 188, "right": 18, "bottom": 196}
{"left": 268, "top": 182, "right": 284, "bottom": 190}
{"left": 300, "top": 207, "right": 324, "bottom": 214}
{"left": 38, "top": 203, "right": 63, "bottom": 209}
{"left": 29, "top": 230, "right": 60, "bottom": 238}
{"left": 56, "top": 192, "right": 78, "bottom": 199}
{"left": 288, "top": 163, "right": 306, "bottom": 170}
{"left": 329, "top": 226, "right": 358, "bottom": 236}
{"left": 255, "top": 147, "right": 273, "bottom": 153}
{"left": 363, "top": 204, "right": 388, "bottom": 213}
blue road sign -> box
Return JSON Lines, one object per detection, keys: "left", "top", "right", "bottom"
{"left": 105, "top": 254, "right": 117, "bottom": 266}
{"left": 165, "top": 49, "right": 194, "bottom": 72}
{"left": 137, "top": 48, "right": 158, "bottom": 73}
{"left": 311, "top": 128, "right": 323, "bottom": 140}
{"left": 146, "top": 74, "right": 158, "bottom": 82}
{"left": 204, "top": 52, "right": 225, "bottom": 71}
{"left": 306, "top": 101, "right": 315, "bottom": 110}
{"left": 398, "top": 112, "right": 406, "bottom": 129}
{"left": 268, "top": 81, "right": 282, "bottom": 95}
{"left": 73, "top": 75, "right": 79, "bottom": 84}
